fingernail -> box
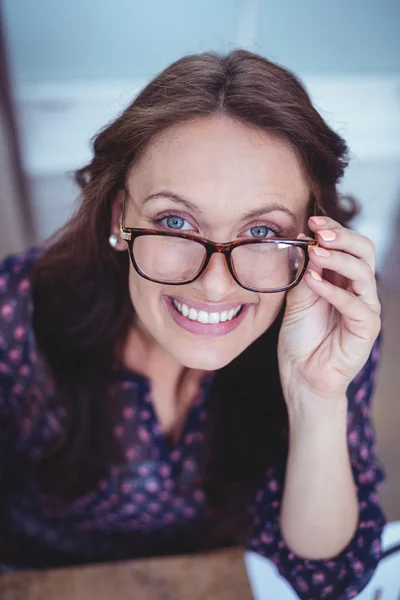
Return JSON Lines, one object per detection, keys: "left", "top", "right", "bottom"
{"left": 310, "top": 216, "right": 327, "bottom": 226}
{"left": 308, "top": 269, "right": 323, "bottom": 281}
{"left": 318, "top": 230, "right": 336, "bottom": 242}
{"left": 312, "top": 246, "right": 331, "bottom": 257}
{"left": 297, "top": 233, "right": 307, "bottom": 239}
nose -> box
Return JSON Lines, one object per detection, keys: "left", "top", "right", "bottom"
{"left": 197, "top": 252, "right": 239, "bottom": 300}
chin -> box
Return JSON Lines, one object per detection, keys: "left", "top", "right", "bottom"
{"left": 171, "top": 345, "right": 241, "bottom": 371}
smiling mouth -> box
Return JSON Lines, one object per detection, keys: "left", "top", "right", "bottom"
{"left": 171, "top": 298, "right": 244, "bottom": 324}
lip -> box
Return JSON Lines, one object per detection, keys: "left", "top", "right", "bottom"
{"left": 164, "top": 295, "right": 251, "bottom": 337}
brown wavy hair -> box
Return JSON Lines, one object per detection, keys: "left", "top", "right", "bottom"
{"left": 31, "top": 49, "right": 358, "bottom": 543}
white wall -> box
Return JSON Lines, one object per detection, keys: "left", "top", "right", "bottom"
{"left": 258, "top": 0, "right": 400, "bottom": 75}
{"left": 2, "top": 0, "right": 242, "bottom": 83}
{"left": 3, "top": 0, "right": 400, "bottom": 82}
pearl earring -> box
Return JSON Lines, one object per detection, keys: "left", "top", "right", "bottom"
{"left": 109, "top": 234, "right": 119, "bottom": 248}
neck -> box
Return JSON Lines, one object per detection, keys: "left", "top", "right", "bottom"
{"left": 119, "top": 321, "right": 207, "bottom": 397}
{"left": 119, "top": 322, "right": 207, "bottom": 445}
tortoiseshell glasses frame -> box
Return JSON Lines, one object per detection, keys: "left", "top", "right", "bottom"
{"left": 119, "top": 189, "right": 320, "bottom": 293}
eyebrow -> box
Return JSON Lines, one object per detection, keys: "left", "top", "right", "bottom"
{"left": 141, "top": 190, "right": 298, "bottom": 222}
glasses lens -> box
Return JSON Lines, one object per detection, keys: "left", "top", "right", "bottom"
{"left": 133, "top": 235, "right": 206, "bottom": 283}
{"left": 231, "top": 241, "right": 306, "bottom": 291}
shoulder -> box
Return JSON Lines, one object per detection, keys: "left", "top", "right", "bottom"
{"left": 0, "top": 245, "right": 45, "bottom": 377}
{"left": 0, "top": 245, "right": 44, "bottom": 289}
{"left": 0, "top": 245, "right": 64, "bottom": 447}
{"left": 347, "top": 328, "right": 382, "bottom": 404}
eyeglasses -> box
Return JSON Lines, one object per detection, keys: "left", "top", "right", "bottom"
{"left": 119, "top": 190, "right": 319, "bottom": 293}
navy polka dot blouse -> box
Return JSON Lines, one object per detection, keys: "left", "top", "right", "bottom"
{"left": 0, "top": 246, "right": 387, "bottom": 599}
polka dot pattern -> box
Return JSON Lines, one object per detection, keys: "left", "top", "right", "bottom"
{"left": 0, "top": 248, "right": 387, "bottom": 598}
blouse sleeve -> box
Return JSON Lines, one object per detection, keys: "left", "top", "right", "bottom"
{"left": 0, "top": 248, "right": 39, "bottom": 479}
{"left": 0, "top": 354, "right": 13, "bottom": 481}
{"left": 246, "top": 331, "right": 387, "bottom": 600}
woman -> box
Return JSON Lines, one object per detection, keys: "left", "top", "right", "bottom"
{"left": 0, "top": 50, "right": 386, "bottom": 598}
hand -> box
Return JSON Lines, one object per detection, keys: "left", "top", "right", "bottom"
{"left": 278, "top": 216, "right": 382, "bottom": 404}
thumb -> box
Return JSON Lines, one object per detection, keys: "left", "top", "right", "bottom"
{"left": 285, "top": 234, "right": 322, "bottom": 311}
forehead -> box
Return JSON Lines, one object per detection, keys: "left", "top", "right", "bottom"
{"left": 127, "top": 116, "right": 310, "bottom": 213}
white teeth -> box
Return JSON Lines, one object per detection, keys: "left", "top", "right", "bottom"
{"left": 188, "top": 308, "right": 197, "bottom": 320}
{"left": 209, "top": 312, "right": 220, "bottom": 324}
{"left": 172, "top": 299, "right": 243, "bottom": 324}
{"left": 197, "top": 310, "right": 209, "bottom": 324}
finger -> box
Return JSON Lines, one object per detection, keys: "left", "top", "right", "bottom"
{"left": 308, "top": 246, "right": 381, "bottom": 315}
{"left": 285, "top": 234, "right": 323, "bottom": 311}
{"left": 304, "top": 269, "right": 381, "bottom": 343}
{"left": 308, "top": 216, "right": 376, "bottom": 274}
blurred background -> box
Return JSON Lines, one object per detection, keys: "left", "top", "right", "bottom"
{"left": 0, "top": 0, "right": 399, "bottom": 520}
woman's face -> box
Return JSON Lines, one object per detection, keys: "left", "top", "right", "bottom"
{"left": 114, "top": 115, "right": 310, "bottom": 371}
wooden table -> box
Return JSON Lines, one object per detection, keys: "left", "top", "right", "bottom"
{"left": 0, "top": 547, "right": 254, "bottom": 600}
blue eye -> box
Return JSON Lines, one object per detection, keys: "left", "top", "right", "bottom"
{"left": 152, "top": 214, "right": 193, "bottom": 231}
{"left": 246, "top": 225, "right": 279, "bottom": 238}
{"left": 166, "top": 216, "right": 185, "bottom": 230}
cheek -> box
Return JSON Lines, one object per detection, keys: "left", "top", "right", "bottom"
{"left": 127, "top": 268, "right": 161, "bottom": 322}
{"left": 257, "top": 293, "right": 285, "bottom": 326}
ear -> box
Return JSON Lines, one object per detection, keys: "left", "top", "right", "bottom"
{"left": 109, "top": 189, "right": 127, "bottom": 251}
